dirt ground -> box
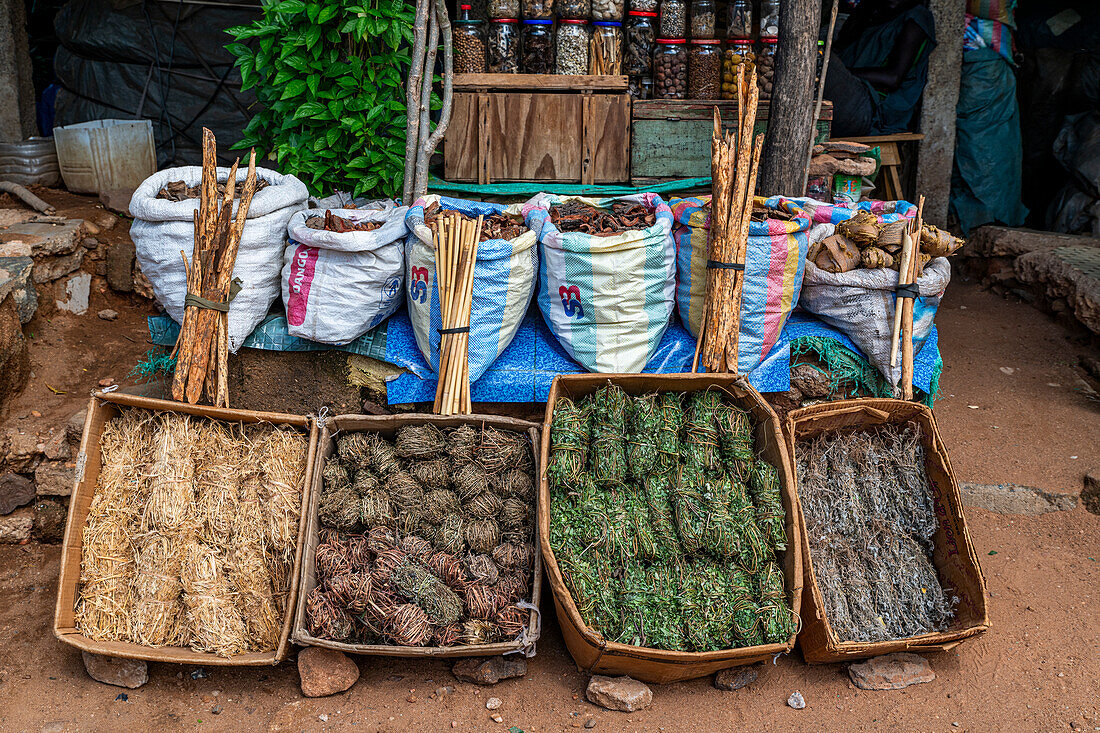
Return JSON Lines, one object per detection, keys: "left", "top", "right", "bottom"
{"left": 1, "top": 228, "right": 1098, "bottom": 731}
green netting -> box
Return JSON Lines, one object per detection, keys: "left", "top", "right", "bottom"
{"left": 790, "top": 336, "right": 938, "bottom": 408}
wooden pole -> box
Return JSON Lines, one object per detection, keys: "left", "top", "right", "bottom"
{"left": 402, "top": 0, "right": 431, "bottom": 203}
{"left": 802, "top": 0, "right": 839, "bottom": 194}
{"left": 901, "top": 196, "right": 925, "bottom": 400}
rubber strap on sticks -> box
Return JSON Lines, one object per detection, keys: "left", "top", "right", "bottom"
{"left": 895, "top": 283, "right": 920, "bottom": 299}
{"left": 438, "top": 326, "right": 471, "bottom": 334}
{"left": 707, "top": 260, "right": 745, "bottom": 271}
{"left": 184, "top": 278, "right": 243, "bottom": 312}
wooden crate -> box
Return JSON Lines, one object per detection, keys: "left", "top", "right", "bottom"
{"left": 631, "top": 99, "right": 833, "bottom": 183}
{"left": 444, "top": 74, "right": 630, "bottom": 185}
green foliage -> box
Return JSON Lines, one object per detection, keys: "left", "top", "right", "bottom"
{"left": 225, "top": 0, "right": 417, "bottom": 199}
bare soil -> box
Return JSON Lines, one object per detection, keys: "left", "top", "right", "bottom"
{"left": 0, "top": 195, "right": 1098, "bottom": 732}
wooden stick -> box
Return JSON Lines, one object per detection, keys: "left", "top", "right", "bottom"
{"left": 901, "top": 196, "right": 925, "bottom": 400}
{"left": 726, "top": 131, "right": 765, "bottom": 373}
{"left": 889, "top": 228, "right": 916, "bottom": 369}
{"left": 802, "top": 0, "right": 839, "bottom": 194}
{"left": 432, "top": 221, "right": 448, "bottom": 411}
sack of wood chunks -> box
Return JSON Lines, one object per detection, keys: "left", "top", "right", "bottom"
{"left": 798, "top": 257, "right": 950, "bottom": 391}
{"left": 405, "top": 196, "right": 538, "bottom": 382}
{"left": 130, "top": 166, "right": 308, "bottom": 352}
{"left": 524, "top": 193, "right": 675, "bottom": 373}
{"left": 281, "top": 206, "right": 408, "bottom": 344}
{"left": 670, "top": 195, "right": 811, "bottom": 374}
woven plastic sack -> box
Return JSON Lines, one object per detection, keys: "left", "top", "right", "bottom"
{"left": 282, "top": 205, "right": 408, "bottom": 345}
{"left": 670, "top": 195, "right": 811, "bottom": 374}
{"left": 798, "top": 257, "right": 951, "bottom": 391}
{"left": 792, "top": 197, "right": 916, "bottom": 225}
{"left": 130, "top": 165, "right": 308, "bottom": 352}
{"left": 405, "top": 195, "right": 538, "bottom": 381}
{"left": 524, "top": 193, "right": 675, "bottom": 373}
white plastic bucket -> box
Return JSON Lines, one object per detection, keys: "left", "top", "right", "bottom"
{"left": 54, "top": 119, "right": 156, "bottom": 194}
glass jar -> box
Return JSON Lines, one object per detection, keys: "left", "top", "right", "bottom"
{"left": 629, "top": 0, "right": 657, "bottom": 12}
{"left": 690, "top": 0, "right": 715, "bottom": 39}
{"left": 688, "top": 38, "right": 720, "bottom": 99}
{"left": 523, "top": 0, "right": 553, "bottom": 20}
{"left": 624, "top": 11, "right": 657, "bottom": 76}
{"left": 627, "top": 75, "right": 654, "bottom": 99}
{"left": 488, "top": 0, "right": 519, "bottom": 19}
{"left": 658, "top": 0, "right": 685, "bottom": 38}
{"left": 757, "top": 37, "right": 776, "bottom": 99}
{"left": 454, "top": 20, "right": 487, "bottom": 73}
{"left": 652, "top": 38, "right": 687, "bottom": 98}
{"left": 592, "top": 0, "right": 625, "bottom": 22}
{"left": 487, "top": 19, "right": 520, "bottom": 73}
{"left": 556, "top": 20, "right": 590, "bottom": 75}
{"left": 759, "top": 0, "right": 779, "bottom": 38}
{"left": 726, "top": 0, "right": 752, "bottom": 39}
{"left": 522, "top": 19, "right": 555, "bottom": 74}
{"left": 589, "top": 21, "right": 623, "bottom": 74}
{"left": 559, "top": 0, "right": 590, "bottom": 20}
{"left": 721, "top": 39, "right": 754, "bottom": 99}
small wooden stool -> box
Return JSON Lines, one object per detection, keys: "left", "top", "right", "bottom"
{"left": 834, "top": 132, "right": 924, "bottom": 201}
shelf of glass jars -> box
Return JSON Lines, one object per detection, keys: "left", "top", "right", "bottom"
{"left": 452, "top": 73, "right": 628, "bottom": 91}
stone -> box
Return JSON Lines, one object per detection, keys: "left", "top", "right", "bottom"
{"left": 584, "top": 719, "right": 597, "bottom": 729}
{"left": 32, "top": 249, "right": 84, "bottom": 284}
{"left": 99, "top": 188, "right": 135, "bottom": 217}
{"left": 35, "top": 460, "right": 74, "bottom": 497}
{"left": 32, "top": 497, "right": 67, "bottom": 543}
{"left": 790, "top": 362, "right": 832, "bottom": 398}
{"left": 486, "top": 697, "right": 502, "bottom": 710}
{"left": 585, "top": 676, "right": 652, "bottom": 713}
{"left": 787, "top": 691, "right": 806, "bottom": 709}
{"left": 960, "top": 482, "right": 1077, "bottom": 515}
{"left": 0, "top": 471, "right": 34, "bottom": 514}
{"left": 714, "top": 666, "right": 758, "bottom": 691}
{"left": 297, "top": 647, "right": 360, "bottom": 697}
{"left": 56, "top": 272, "right": 91, "bottom": 314}
{"left": 0, "top": 296, "right": 29, "bottom": 416}
{"left": 94, "top": 212, "right": 118, "bottom": 230}
{"left": 452, "top": 656, "right": 527, "bottom": 685}
{"left": 0, "top": 256, "right": 35, "bottom": 323}
{"left": 106, "top": 238, "right": 136, "bottom": 293}
{"left": 0, "top": 506, "right": 32, "bottom": 543}
{"left": 0, "top": 219, "right": 84, "bottom": 256}
{"left": 98, "top": 308, "right": 119, "bottom": 321}
{"left": 84, "top": 236, "right": 100, "bottom": 249}
{"left": 43, "top": 431, "right": 71, "bottom": 460}
{"left": 133, "top": 264, "right": 154, "bottom": 300}
{"left": 1015, "top": 246, "right": 1100, "bottom": 336}
{"left": 1, "top": 427, "right": 40, "bottom": 473}
{"left": 848, "top": 653, "right": 935, "bottom": 691}
{"left": 0, "top": 241, "right": 33, "bottom": 258}
{"left": 1083, "top": 471, "right": 1100, "bottom": 516}
{"left": 81, "top": 652, "right": 148, "bottom": 688}
{"left": 66, "top": 409, "right": 88, "bottom": 441}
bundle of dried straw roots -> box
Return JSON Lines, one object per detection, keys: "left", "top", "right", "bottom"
{"left": 796, "top": 424, "right": 957, "bottom": 642}
{"left": 75, "top": 409, "right": 307, "bottom": 657}
{"left": 306, "top": 424, "right": 537, "bottom": 648}
{"left": 548, "top": 384, "right": 794, "bottom": 652}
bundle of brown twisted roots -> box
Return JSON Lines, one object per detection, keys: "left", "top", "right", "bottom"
{"left": 796, "top": 424, "right": 957, "bottom": 642}
{"left": 809, "top": 211, "right": 966, "bottom": 275}
{"left": 75, "top": 410, "right": 307, "bottom": 656}
{"left": 306, "top": 424, "right": 537, "bottom": 647}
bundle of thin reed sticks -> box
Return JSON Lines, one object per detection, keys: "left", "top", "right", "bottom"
{"left": 693, "top": 64, "right": 765, "bottom": 375}
{"left": 171, "top": 128, "right": 258, "bottom": 407}
{"left": 431, "top": 213, "right": 483, "bottom": 415}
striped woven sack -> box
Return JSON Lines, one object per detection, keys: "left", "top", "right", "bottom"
{"left": 790, "top": 197, "right": 917, "bottom": 225}
{"left": 670, "top": 195, "right": 811, "bottom": 374}
{"left": 524, "top": 192, "right": 676, "bottom": 373}
{"left": 405, "top": 195, "right": 538, "bottom": 381}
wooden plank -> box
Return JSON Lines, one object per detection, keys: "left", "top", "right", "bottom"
{"left": 877, "top": 141, "right": 901, "bottom": 167}
{"left": 586, "top": 95, "right": 629, "bottom": 184}
{"left": 581, "top": 95, "right": 594, "bottom": 185}
{"left": 443, "top": 92, "right": 479, "bottom": 182}
{"left": 487, "top": 93, "right": 583, "bottom": 181}
{"left": 478, "top": 93, "right": 491, "bottom": 185}
{"left": 631, "top": 99, "right": 832, "bottom": 122}
{"left": 836, "top": 132, "right": 924, "bottom": 143}
{"left": 454, "top": 73, "right": 628, "bottom": 91}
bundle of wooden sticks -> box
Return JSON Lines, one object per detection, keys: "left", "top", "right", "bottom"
{"left": 694, "top": 64, "right": 765, "bottom": 375}
{"left": 431, "top": 213, "right": 483, "bottom": 415}
{"left": 171, "top": 128, "right": 258, "bottom": 406}
{"left": 889, "top": 194, "right": 926, "bottom": 400}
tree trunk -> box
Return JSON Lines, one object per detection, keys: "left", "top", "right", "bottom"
{"left": 758, "top": 0, "right": 821, "bottom": 197}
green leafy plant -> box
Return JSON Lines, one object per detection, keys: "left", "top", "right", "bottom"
{"left": 226, "top": 0, "right": 416, "bottom": 198}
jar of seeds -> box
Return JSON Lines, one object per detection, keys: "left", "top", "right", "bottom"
{"left": 523, "top": 0, "right": 554, "bottom": 20}
{"left": 627, "top": 75, "right": 654, "bottom": 98}
{"left": 690, "top": 0, "right": 715, "bottom": 39}
{"left": 556, "top": 19, "right": 590, "bottom": 74}
{"left": 488, "top": 19, "right": 520, "bottom": 73}
{"left": 589, "top": 21, "right": 623, "bottom": 74}
{"left": 688, "top": 38, "right": 720, "bottom": 99}
{"left": 559, "top": 0, "right": 590, "bottom": 19}
{"left": 653, "top": 38, "right": 687, "bottom": 98}
{"left": 592, "top": 0, "right": 625, "bottom": 22}
{"left": 522, "top": 19, "right": 555, "bottom": 73}
{"left": 721, "top": 39, "right": 754, "bottom": 98}
{"left": 454, "top": 8, "right": 487, "bottom": 73}
{"left": 726, "top": 0, "right": 752, "bottom": 39}
{"left": 759, "top": 0, "right": 779, "bottom": 38}
{"left": 624, "top": 10, "right": 657, "bottom": 76}
{"left": 659, "top": 0, "right": 685, "bottom": 39}
{"left": 629, "top": 0, "right": 657, "bottom": 12}
{"left": 757, "top": 37, "right": 776, "bottom": 99}
{"left": 488, "top": 0, "right": 519, "bottom": 19}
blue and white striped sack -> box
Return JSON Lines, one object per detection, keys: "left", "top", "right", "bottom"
{"left": 524, "top": 193, "right": 676, "bottom": 374}
{"left": 405, "top": 196, "right": 538, "bottom": 382}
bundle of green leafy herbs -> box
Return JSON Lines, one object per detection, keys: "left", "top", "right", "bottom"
{"left": 548, "top": 384, "right": 794, "bottom": 652}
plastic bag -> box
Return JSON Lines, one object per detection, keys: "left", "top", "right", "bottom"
{"left": 282, "top": 206, "right": 408, "bottom": 344}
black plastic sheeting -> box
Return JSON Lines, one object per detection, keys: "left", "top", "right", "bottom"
{"left": 52, "top": 0, "right": 258, "bottom": 167}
